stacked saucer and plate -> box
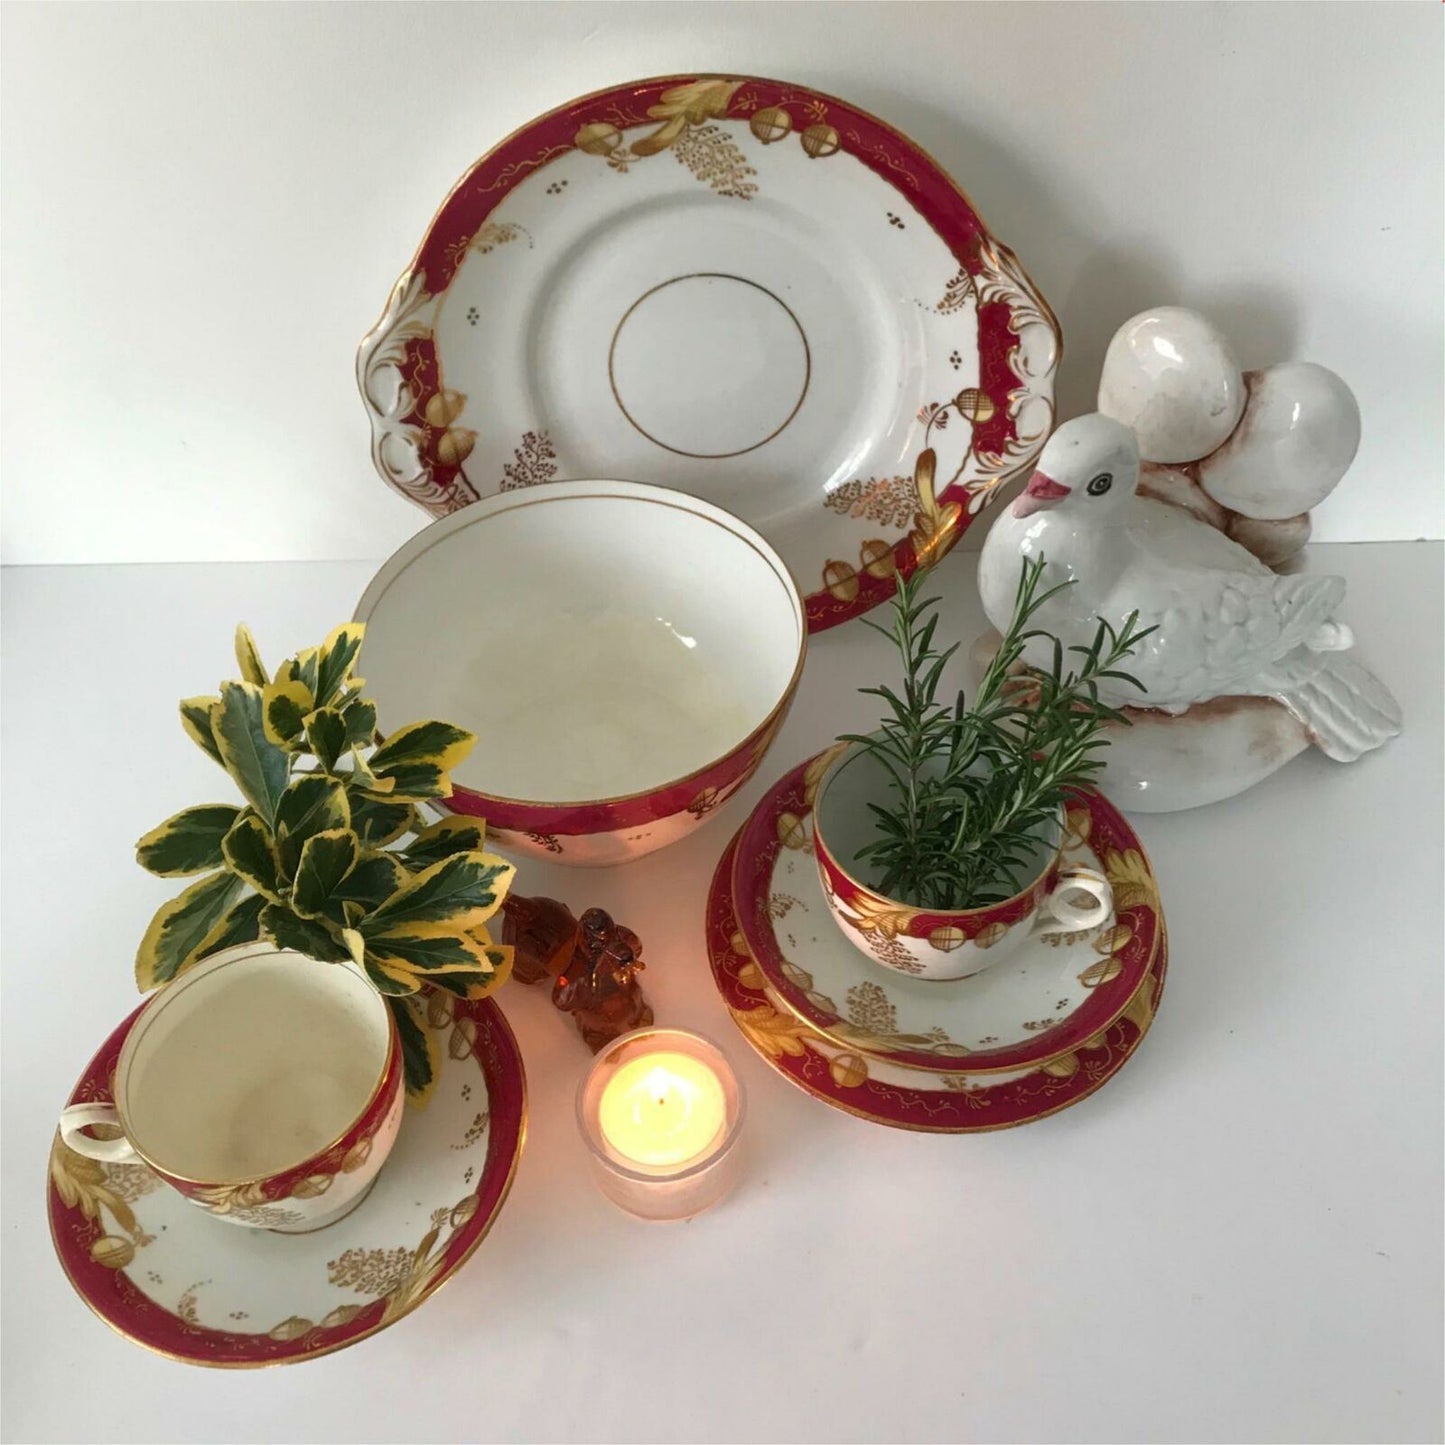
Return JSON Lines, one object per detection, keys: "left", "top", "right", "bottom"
{"left": 706, "top": 750, "right": 1168, "bottom": 1132}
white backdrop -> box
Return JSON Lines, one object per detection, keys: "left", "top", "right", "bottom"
{"left": 2, "top": 0, "right": 1441, "bottom": 565}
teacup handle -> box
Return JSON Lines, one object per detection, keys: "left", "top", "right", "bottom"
{"left": 58, "top": 1103, "right": 141, "bottom": 1165}
{"left": 1032, "top": 866, "right": 1113, "bottom": 937}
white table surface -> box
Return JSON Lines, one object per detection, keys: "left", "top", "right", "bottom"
{"left": 3, "top": 541, "right": 1441, "bottom": 1445}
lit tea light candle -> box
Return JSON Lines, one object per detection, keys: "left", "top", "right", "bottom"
{"left": 578, "top": 1029, "right": 744, "bottom": 1220}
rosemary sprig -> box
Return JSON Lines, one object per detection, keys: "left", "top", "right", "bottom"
{"left": 840, "top": 557, "right": 1153, "bottom": 910}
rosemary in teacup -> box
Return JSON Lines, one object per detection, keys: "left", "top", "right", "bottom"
{"left": 840, "top": 557, "right": 1153, "bottom": 911}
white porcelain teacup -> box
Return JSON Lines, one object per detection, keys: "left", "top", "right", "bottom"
{"left": 813, "top": 743, "right": 1114, "bottom": 982}
{"left": 58, "top": 942, "right": 403, "bottom": 1232}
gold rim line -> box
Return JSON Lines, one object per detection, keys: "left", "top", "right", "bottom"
{"left": 355, "top": 482, "right": 808, "bottom": 812}
{"left": 729, "top": 795, "right": 1164, "bottom": 1075}
{"left": 107, "top": 945, "right": 401, "bottom": 1189}
{"left": 723, "top": 935, "right": 1167, "bottom": 1134}
{"left": 607, "top": 272, "right": 813, "bottom": 461}
{"left": 357, "top": 72, "right": 1062, "bottom": 571}
{"left": 47, "top": 1019, "right": 528, "bottom": 1370}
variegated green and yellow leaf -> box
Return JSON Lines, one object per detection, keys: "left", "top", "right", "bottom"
{"left": 421, "top": 944, "right": 513, "bottom": 1001}
{"left": 213, "top": 681, "right": 289, "bottom": 828}
{"left": 291, "top": 828, "right": 359, "bottom": 919}
{"left": 261, "top": 678, "right": 314, "bottom": 749}
{"left": 369, "top": 721, "right": 475, "bottom": 786}
{"left": 275, "top": 774, "right": 350, "bottom": 873}
{"left": 315, "top": 622, "right": 366, "bottom": 707}
{"left": 233, "top": 623, "right": 269, "bottom": 687}
{"left": 339, "top": 696, "right": 378, "bottom": 749}
{"left": 304, "top": 707, "right": 348, "bottom": 773}
{"left": 366, "top": 955, "right": 422, "bottom": 996}
{"left": 346, "top": 791, "right": 414, "bottom": 847}
{"left": 194, "top": 891, "right": 266, "bottom": 961}
{"left": 275, "top": 646, "right": 320, "bottom": 698}
{"left": 135, "top": 872, "right": 245, "bottom": 991}
{"left": 359, "top": 762, "right": 447, "bottom": 803}
{"left": 389, "top": 994, "right": 440, "bottom": 1105}
{"left": 348, "top": 750, "right": 396, "bottom": 796}
{"left": 321, "top": 849, "right": 407, "bottom": 925}
{"left": 135, "top": 803, "right": 241, "bottom": 877}
{"left": 400, "top": 816, "right": 485, "bottom": 871}
{"left": 259, "top": 903, "right": 350, "bottom": 963}
{"left": 179, "top": 695, "right": 223, "bottom": 765}
{"left": 359, "top": 852, "right": 514, "bottom": 939}
{"left": 362, "top": 923, "right": 498, "bottom": 976}
{"left": 222, "top": 813, "right": 286, "bottom": 899}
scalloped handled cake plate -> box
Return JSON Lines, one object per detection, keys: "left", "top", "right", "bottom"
{"left": 47, "top": 994, "right": 525, "bottom": 1367}
{"left": 358, "top": 75, "right": 1060, "bottom": 632}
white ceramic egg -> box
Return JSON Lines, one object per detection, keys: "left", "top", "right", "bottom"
{"left": 1136, "top": 462, "right": 1229, "bottom": 529}
{"left": 1197, "top": 362, "right": 1361, "bottom": 519}
{"left": 1097, "top": 307, "right": 1245, "bottom": 464}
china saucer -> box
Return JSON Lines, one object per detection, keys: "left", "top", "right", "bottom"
{"left": 732, "top": 751, "right": 1164, "bottom": 1074}
{"left": 709, "top": 830, "right": 1167, "bottom": 1132}
{"left": 358, "top": 74, "right": 1060, "bottom": 633}
{"left": 48, "top": 993, "right": 525, "bottom": 1367}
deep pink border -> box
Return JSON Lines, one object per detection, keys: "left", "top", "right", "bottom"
{"left": 388, "top": 74, "right": 1051, "bottom": 632}
{"left": 708, "top": 829, "right": 1167, "bottom": 1132}
{"left": 48, "top": 996, "right": 525, "bottom": 1366}
{"left": 734, "top": 755, "right": 1159, "bottom": 1073}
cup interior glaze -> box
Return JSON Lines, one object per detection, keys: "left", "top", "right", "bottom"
{"left": 357, "top": 481, "right": 805, "bottom": 806}
{"left": 117, "top": 948, "right": 393, "bottom": 1183}
{"left": 816, "top": 744, "right": 1059, "bottom": 894}
{"left": 813, "top": 741, "right": 1099, "bottom": 981}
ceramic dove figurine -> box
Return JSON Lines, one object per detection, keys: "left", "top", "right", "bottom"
{"left": 977, "top": 414, "right": 1402, "bottom": 763}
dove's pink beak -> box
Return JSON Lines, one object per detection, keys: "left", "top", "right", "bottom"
{"left": 1012, "top": 471, "right": 1071, "bottom": 518}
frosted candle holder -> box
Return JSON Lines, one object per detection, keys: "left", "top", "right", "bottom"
{"left": 577, "top": 1028, "right": 745, "bottom": 1221}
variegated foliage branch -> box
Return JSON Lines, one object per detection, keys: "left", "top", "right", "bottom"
{"left": 133, "top": 623, "right": 515, "bottom": 1104}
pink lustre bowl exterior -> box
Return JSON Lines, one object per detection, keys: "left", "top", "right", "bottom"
{"left": 356, "top": 480, "right": 807, "bottom": 866}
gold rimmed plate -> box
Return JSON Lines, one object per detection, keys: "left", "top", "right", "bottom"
{"left": 709, "top": 826, "right": 1167, "bottom": 1132}
{"left": 357, "top": 74, "right": 1060, "bottom": 632}
{"left": 732, "top": 751, "right": 1163, "bottom": 1075}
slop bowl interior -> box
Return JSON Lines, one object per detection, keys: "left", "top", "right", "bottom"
{"left": 356, "top": 480, "right": 805, "bottom": 807}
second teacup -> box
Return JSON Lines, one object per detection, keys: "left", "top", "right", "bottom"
{"left": 57, "top": 941, "right": 403, "bottom": 1232}
{"left": 813, "top": 743, "right": 1113, "bottom": 982}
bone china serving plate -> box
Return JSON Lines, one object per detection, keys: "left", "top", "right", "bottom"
{"left": 708, "top": 829, "right": 1167, "bottom": 1132}
{"left": 48, "top": 994, "right": 524, "bottom": 1366}
{"left": 358, "top": 75, "right": 1060, "bottom": 632}
{"left": 731, "top": 750, "right": 1163, "bottom": 1075}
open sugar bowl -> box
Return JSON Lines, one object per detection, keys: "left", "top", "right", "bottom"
{"left": 357, "top": 481, "right": 805, "bottom": 867}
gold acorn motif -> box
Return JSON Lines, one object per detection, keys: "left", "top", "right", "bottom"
{"left": 928, "top": 924, "right": 968, "bottom": 953}
{"left": 449, "top": 1015, "right": 477, "bottom": 1060}
{"left": 450, "top": 1194, "right": 480, "bottom": 1229}
{"left": 954, "top": 388, "right": 996, "bottom": 424}
{"left": 341, "top": 1136, "right": 373, "bottom": 1173}
{"left": 435, "top": 428, "right": 476, "bottom": 467}
{"left": 829, "top": 1052, "right": 869, "bottom": 1088}
{"left": 973, "top": 921, "right": 1008, "bottom": 950}
{"left": 799, "top": 123, "right": 840, "bottom": 158}
{"left": 822, "top": 558, "right": 859, "bottom": 601}
{"left": 750, "top": 106, "right": 793, "bottom": 144}
{"left": 424, "top": 388, "right": 467, "bottom": 428}
{"left": 574, "top": 121, "right": 621, "bottom": 155}
{"left": 776, "top": 812, "right": 809, "bottom": 850}
{"left": 290, "top": 1173, "right": 334, "bottom": 1200}
{"left": 89, "top": 1235, "right": 135, "bottom": 1270}
{"left": 860, "top": 538, "right": 896, "bottom": 579}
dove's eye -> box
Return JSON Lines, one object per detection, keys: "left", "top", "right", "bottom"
{"left": 1086, "top": 473, "right": 1113, "bottom": 497}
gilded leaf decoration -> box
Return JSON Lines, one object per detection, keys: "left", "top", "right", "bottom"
{"left": 729, "top": 1003, "right": 812, "bottom": 1059}
{"left": 1103, "top": 849, "right": 1157, "bottom": 913}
